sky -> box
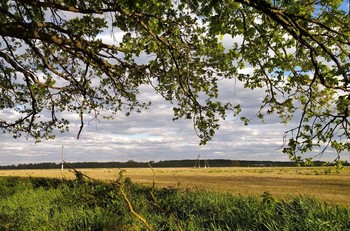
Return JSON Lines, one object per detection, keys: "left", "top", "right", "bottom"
{"left": 0, "top": 4, "right": 344, "bottom": 166}
{"left": 0, "top": 78, "right": 299, "bottom": 165}
{"left": 2, "top": 70, "right": 333, "bottom": 165}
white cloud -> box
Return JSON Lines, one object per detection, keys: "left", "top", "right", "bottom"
{"left": 0, "top": 76, "right": 310, "bottom": 165}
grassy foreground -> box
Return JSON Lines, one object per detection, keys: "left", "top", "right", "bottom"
{"left": 0, "top": 175, "right": 350, "bottom": 230}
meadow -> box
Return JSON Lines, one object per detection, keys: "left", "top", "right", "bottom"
{"left": 0, "top": 167, "right": 350, "bottom": 230}
{"left": 1, "top": 166, "right": 350, "bottom": 206}
{"left": 0, "top": 172, "right": 350, "bottom": 231}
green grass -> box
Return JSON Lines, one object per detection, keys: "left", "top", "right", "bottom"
{"left": 0, "top": 176, "right": 349, "bottom": 230}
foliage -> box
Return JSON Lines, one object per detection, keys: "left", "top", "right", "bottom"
{"left": 0, "top": 0, "right": 349, "bottom": 160}
{"left": 0, "top": 176, "right": 349, "bottom": 230}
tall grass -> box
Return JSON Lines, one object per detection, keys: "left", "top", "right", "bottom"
{"left": 152, "top": 189, "right": 350, "bottom": 230}
{"left": 0, "top": 176, "right": 349, "bottom": 230}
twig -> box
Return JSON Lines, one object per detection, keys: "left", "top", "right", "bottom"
{"left": 117, "top": 170, "right": 152, "bottom": 231}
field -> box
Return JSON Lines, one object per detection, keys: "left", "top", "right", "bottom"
{"left": 1, "top": 166, "right": 350, "bottom": 206}
{"left": 1, "top": 167, "right": 350, "bottom": 230}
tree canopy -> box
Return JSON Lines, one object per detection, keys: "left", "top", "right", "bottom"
{"left": 0, "top": 0, "right": 349, "bottom": 162}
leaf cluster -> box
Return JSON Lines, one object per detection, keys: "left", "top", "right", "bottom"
{"left": 0, "top": 0, "right": 348, "bottom": 159}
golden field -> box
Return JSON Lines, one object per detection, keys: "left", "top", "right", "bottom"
{"left": 1, "top": 166, "right": 350, "bottom": 206}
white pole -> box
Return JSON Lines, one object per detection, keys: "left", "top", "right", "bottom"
{"left": 61, "top": 145, "right": 64, "bottom": 170}
{"left": 198, "top": 154, "right": 200, "bottom": 168}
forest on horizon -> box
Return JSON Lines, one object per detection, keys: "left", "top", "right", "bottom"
{"left": 1, "top": 159, "right": 348, "bottom": 170}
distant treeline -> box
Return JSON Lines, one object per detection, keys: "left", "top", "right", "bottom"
{"left": 1, "top": 159, "right": 347, "bottom": 170}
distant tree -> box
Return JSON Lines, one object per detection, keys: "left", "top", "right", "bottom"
{"left": 0, "top": 0, "right": 349, "bottom": 162}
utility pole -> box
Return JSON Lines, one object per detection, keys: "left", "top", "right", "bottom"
{"left": 194, "top": 154, "right": 201, "bottom": 168}
{"left": 61, "top": 145, "right": 64, "bottom": 171}
{"left": 204, "top": 155, "right": 209, "bottom": 168}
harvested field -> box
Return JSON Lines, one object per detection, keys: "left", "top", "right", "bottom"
{"left": 1, "top": 166, "right": 349, "bottom": 206}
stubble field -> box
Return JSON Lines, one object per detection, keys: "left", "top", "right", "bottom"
{"left": 1, "top": 166, "right": 349, "bottom": 206}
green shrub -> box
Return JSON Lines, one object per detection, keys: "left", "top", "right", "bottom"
{"left": 0, "top": 177, "right": 32, "bottom": 199}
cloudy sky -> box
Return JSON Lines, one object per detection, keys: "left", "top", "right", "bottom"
{"left": 0, "top": 81, "right": 294, "bottom": 165}
{"left": 0, "top": 7, "right": 342, "bottom": 166}
{"left": 1, "top": 74, "right": 327, "bottom": 165}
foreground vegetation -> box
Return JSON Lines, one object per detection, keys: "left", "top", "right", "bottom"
{"left": 0, "top": 175, "right": 349, "bottom": 230}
